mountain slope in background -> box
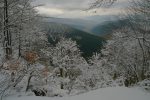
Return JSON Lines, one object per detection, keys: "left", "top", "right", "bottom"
{"left": 43, "top": 22, "right": 105, "bottom": 58}
{"left": 92, "top": 19, "right": 129, "bottom": 36}
{"left": 42, "top": 15, "right": 128, "bottom": 58}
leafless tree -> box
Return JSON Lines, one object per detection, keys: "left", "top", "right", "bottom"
{"left": 101, "top": 0, "right": 150, "bottom": 86}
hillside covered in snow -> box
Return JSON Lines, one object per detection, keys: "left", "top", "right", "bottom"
{"left": 5, "top": 87, "right": 150, "bottom": 100}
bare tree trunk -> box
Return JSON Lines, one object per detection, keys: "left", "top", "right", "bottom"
{"left": 4, "top": 0, "right": 12, "bottom": 59}
{"left": 18, "top": 31, "right": 21, "bottom": 57}
{"left": 25, "top": 75, "right": 32, "bottom": 92}
{"left": 60, "top": 68, "right": 64, "bottom": 89}
{"left": 25, "top": 68, "right": 34, "bottom": 92}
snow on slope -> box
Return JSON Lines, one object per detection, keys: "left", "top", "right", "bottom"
{"left": 4, "top": 87, "right": 150, "bottom": 100}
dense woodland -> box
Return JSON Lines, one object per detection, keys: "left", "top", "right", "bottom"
{"left": 0, "top": 0, "right": 150, "bottom": 99}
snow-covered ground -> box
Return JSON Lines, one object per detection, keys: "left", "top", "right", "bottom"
{"left": 4, "top": 87, "right": 150, "bottom": 100}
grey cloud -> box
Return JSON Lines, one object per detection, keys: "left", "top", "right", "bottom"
{"left": 34, "top": 0, "right": 90, "bottom": 11}
{"left": 33, "top": 0, "right": 132, "bottom": 18}
{"left": 34, "top": 0, "right": 131, "bottom": 11}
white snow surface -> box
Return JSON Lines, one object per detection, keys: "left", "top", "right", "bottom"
{"left": 4, "top": 87, "right": 150, "bottom": 100}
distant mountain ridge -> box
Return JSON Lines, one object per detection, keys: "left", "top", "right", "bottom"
{"left": 43, "top": 15, "right": 125, "bottom": 36}
{"left": 91, "top": 18, "right": 129, "bottom": 35}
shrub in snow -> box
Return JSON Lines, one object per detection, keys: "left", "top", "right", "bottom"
{"left": 83, "top": 53, "right": 118, "bottom": 89}
{"left": 137, "top": 79, "right": 150, "bottom": 91}
{"left": 31, "top": 87, "right": 47, "bottom": 96}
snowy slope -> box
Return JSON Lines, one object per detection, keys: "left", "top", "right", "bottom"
{"left": 4, "top": 87, "right": 150, "bottom": 100}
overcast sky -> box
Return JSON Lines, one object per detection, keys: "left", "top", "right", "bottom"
{"left": 33, "top": 0, "right": 131, "bottom": 18}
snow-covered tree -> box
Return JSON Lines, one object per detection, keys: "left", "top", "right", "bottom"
{"left": 0, "top": 0, "right": 49, "bottom": 98}
{"left": 86, "top": 53, "right": 115, "bottom": 88}
{"left": 0, "top": 0, "right": 43, "bottom": 59}
{"left": 88, "top": 0, "right": 117, "bottom": 10}
{"left": 100, "top": 0, "right": 150, "bottom": 87}
{"left": 40, "top": 37, "right": 89, "bottom": 95}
